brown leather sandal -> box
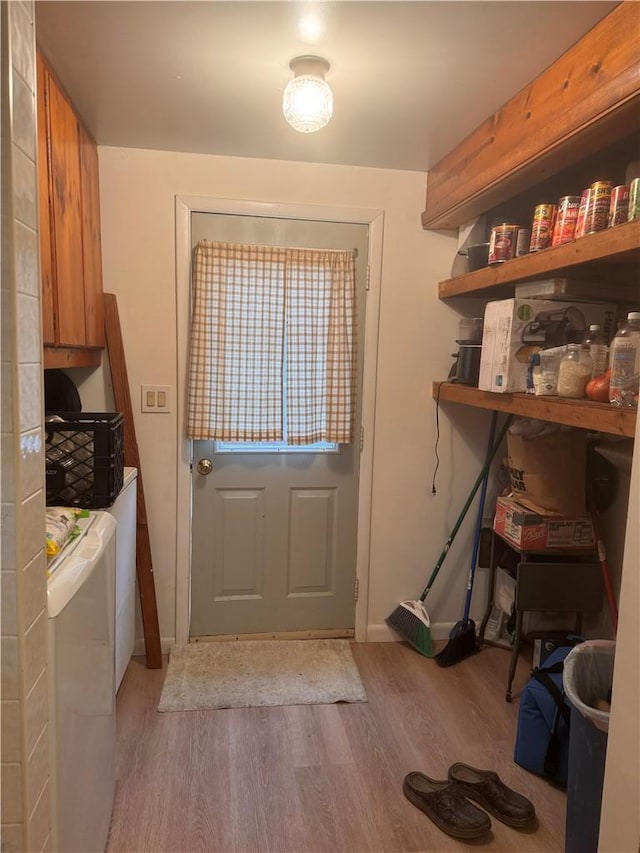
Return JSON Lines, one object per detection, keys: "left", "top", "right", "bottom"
{"left": 448, "top": 763, "right": 536, "bottom": 828}
{"left": 402, "top": 772, "right": 492, "bottom": 839}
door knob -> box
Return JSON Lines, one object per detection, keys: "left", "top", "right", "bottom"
{"left": 196, "top": 458, "right": 213, "bottom": 475}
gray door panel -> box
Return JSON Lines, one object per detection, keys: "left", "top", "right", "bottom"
{"left": 189, "top": 213, "right": 368, "bottom": 637}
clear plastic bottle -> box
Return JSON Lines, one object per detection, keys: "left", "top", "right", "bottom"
{"left": 609, "top": 312, "right": 640, "bottom": 407}
{"left": 583, "top": 324, "right": 608, "bottom": 378}
{"left": 557, "top": 344, "right": 593, "bottom": 398}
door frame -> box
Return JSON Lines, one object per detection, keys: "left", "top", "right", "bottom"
{"left": 175, "top": 195, "right": 384, "bottom": 645}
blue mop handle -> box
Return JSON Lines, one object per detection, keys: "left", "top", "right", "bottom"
{"left": 462, "top": 411, "right": 498, "bottom": 622}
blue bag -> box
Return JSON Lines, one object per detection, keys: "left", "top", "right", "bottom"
{"left": 513, "top": 643, "right": 579, "bottom": 787}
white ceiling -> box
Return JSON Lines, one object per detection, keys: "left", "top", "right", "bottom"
{"left": 34, "top": 1, "right": 617, "bottom": 173}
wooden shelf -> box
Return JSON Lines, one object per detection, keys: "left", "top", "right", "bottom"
{"left": 439, "top": 221, "right": 640, "bottom": 299}
{"left": 432, "top": 382, "right": 637, "bottom": 438}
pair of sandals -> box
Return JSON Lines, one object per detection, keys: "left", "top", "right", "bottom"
{"left": 403, "top": 762, "right": 536, "bottom": 840}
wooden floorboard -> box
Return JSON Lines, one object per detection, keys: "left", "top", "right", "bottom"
{"left": 107, "top": 642, "right": 566, "bottom": 853}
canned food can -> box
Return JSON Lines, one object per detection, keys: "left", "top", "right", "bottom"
{"left": 574, "top": 188, "right": 591, "bottom": 239}
{"left": 529, "top": 204, "right": 556, "bottom": 251}
{"left": 585, "top": 180, "right": 613, "bottom": 234}
{"left": 608, "top": 185, "right": 629, "bottom": 227}
{"left": 488, "top": 224, "right": 519, "bottom": 264}
{"left": 515, "top": 228, "right": 531, "bottom": 257}
{"left": 551, "top": 195, "right": 581, "bottom": 246}
{"left": 628, "top": 178, "right": 640, "bottom": 222}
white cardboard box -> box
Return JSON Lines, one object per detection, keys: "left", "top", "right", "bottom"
{"left": 478, "top": 298, "right": 617, "bottom": 393}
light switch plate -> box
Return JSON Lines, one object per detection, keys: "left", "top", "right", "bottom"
{"left": 141, "top": 385, "right": 171, "bottom": 413}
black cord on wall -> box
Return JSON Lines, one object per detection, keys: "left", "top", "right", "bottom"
{"left": 431, "top": 381, "right": 443, "bottom": 495}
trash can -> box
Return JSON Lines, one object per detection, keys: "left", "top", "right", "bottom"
{"left": 563, "top": 640, "right": 615, "bottom": 853}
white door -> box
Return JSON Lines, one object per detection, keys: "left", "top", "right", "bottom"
{"left": 189, "top": 213, "right": 368, "bottom": 638}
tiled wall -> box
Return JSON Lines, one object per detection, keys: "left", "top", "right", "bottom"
{"left": 1, "top": 2, "right": 50, "bottom": 851}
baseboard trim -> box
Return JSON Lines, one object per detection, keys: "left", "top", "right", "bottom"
{"left": 367, "top": 621, "right": 456, "bottom": 642}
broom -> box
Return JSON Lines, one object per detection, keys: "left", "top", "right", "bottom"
{"left": 386, "top": 413, "right": 512, "bottom": 657}
{"left": 435, "top": 412, "right": 498, "bottom": 667}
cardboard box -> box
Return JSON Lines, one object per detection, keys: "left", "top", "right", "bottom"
{"left": 494, "top": 495, "right": 595, "bottom": 551}
{"left": 478, "top": 298, "right": 617, "bottom": 393}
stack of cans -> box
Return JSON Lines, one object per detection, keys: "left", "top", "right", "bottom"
{"left": 484, "top": 176, "right": 638, "bottom": 266}
{"left": 525, "top": 177, "right": 638, "bottom": 255}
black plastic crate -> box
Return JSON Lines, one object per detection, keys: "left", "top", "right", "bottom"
{"left": 45, "top": 412, "right": 124, "bottom": 508}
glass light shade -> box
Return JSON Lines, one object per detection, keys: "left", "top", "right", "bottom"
{"left": 283, "top": 74, "right": 333, "bottom": 133}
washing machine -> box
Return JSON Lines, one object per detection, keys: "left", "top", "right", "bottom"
{"left": 47, "top": 511, "right": 116, "bottom": 853}
{"left": 107, "top": 466, "right": 138, "bottom": 691}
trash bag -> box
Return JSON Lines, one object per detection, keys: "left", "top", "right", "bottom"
{"left": 563, "top": 639, "right": 615, "bottom": 733}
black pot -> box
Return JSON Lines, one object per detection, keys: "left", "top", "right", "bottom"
{"left": 44, "top": 369, "right": 81, "bottom": 413}
{"left": 454, "top": 344, "right": 482, "bottom": 385}
{"left": 459, "top": 243, "right": 490, "bottom": 272}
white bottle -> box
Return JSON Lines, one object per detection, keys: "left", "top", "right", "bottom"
{"left": 609, "top": 312, "right": 640, "bottom": 407}
{"left": 583, "top": 324, "right": 608, "bottom": 378}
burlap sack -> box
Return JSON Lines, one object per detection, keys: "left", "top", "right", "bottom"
{"left": 507, "top": 428, "right": 587, "bottom": 516}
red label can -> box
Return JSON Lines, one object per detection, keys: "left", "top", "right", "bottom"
{"left": 488, "top": 224, "right": 519, "bottom": 264}
{"left": 574, "top": 188, "right": 591, "bottom": 239}
{"left": 609, "top": 185, "right": 629, "bottom": 227}
{"left": 529, "top": 204, "right": 556, "bottom": 251}
{"left": 585, "top": 181, "right": 613, "bottom": 234}
{"left": 551, "top": 195, "right": 581, "bottom": 246}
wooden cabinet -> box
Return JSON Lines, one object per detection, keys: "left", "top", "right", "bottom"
{"left": 37, "top": 50, "right": 104, "bottom": 368}
{"left": 79, "top": 123, "right": 105, "bottom": 349}
{"left": 424, "top": 3, "right": 639, "bottom": 437}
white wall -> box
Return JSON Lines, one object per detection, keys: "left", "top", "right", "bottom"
{"left": 85, "top": 146, "right": 493, "bottom": 647}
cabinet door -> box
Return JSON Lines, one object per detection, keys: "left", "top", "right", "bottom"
{"left": 79, "top": 125, "right": 105, "bottom": 348}
{"left": 47, "top": 74, "right": 86, "bottom": 346}
{"left": 36, "top": 53, "right": 56, "bottom": 345}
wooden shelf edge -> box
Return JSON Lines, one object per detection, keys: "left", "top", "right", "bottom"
{"left": 439, "top": 221, "right": 640, "bottom": 299}
{"left": 43, "top": 346, "right": 102, "bottom": 369}
{"left": 432, "top": 382, "right": 637, "bottom": 438}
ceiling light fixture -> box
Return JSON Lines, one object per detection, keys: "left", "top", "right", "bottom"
{"left": 282, "top": 55, "right": 333, "bottom": 133}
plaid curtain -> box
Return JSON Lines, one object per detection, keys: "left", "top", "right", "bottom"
{"left": 187, "top": 241, "right": 286, "bottom": 441}
{"left": 187, "top": 240, "right": 356, "bottom": 444}
{"left": 286, "top": 248, "right": 356, "bottom": 444}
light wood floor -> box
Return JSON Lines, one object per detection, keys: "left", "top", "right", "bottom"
{"left": 107, "top": 642, "right": 566, "bottom": 853}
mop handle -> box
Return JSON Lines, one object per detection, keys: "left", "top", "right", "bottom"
{"left": 419, "top": 414, "right": 513, "bottom": 602}
{"left": 461, "top": 411, "right": 498, "bottom": 622}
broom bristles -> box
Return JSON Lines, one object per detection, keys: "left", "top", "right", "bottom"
{"left": 386, "top": 600, "right": 434, "bottom": 657}
{"left": 434, "top": 620, "right": 478, "bottom": 668}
